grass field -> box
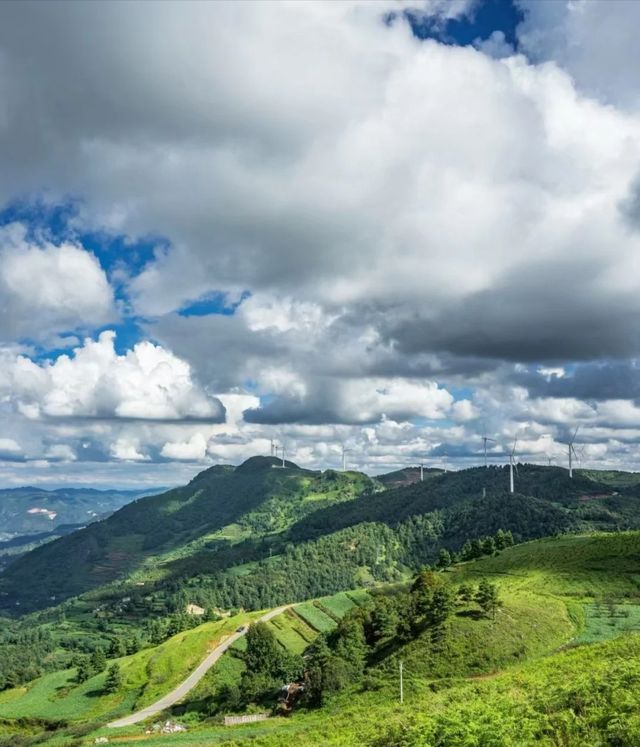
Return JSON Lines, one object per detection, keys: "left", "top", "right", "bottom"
{"left": 315, "top": 590, "right": 362, "bottom": 619}
{"left": 0, "top": 611, "right": 262, "bottom": 722}
{"left": 5, "top": 532, "right": 640, "bottom": 747}
{"left": 346, "top": 588, "right": 371, "bottom": 606}
{"left": 292, "top": 602, "right": 337, "bottom": 632}
{"left": 87, "top": 633, "right": 640, "bottom": 746}
{"left": 575, "top": 601, "right": 640, "bottom": 643}
{"left": 267, "top": 609, "right": 316, "bottom": 655}
{"left": 450, "top": 532, "right": 640, "bottom": 600}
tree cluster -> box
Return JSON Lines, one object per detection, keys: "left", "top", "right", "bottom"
{"left": 459, "top": 529, "right": 514, "bottom": 562}
{"left": 306, "top": 570, "right": 455, "bottom": 705}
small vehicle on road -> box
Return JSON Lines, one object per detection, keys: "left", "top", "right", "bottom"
{"left": 236, "top": 625, "right": 247, "bottom": 633}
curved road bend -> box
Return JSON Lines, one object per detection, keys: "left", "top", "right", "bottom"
{"left": 107, "top": 605, "right": 290, "bottom": 728}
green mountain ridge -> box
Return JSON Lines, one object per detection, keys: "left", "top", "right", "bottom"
{"left": 0, "top": 457, "right": 377, "bottom": 613}
{"left": 2, "top": 457, "right": 640, "bottom": 623}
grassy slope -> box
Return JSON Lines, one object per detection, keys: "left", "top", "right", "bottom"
{"left": 84, "top": 532, "right": 640, "bottom": 746}
{"left": 0, "top": 611, "right": 262, "bottom": 722}
{"left": 98, "top": 633, "right": 640, "bottom": 747}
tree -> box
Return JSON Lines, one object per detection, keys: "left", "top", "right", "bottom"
{"left": 109, "top": 638, "right": 127, "bottom": 658}
{"left": 476, "top": 580, "right": 500, "bottom": 619}
{"left": 241, "top": 622, "right": 302, "bottom": 703}
{"left": 481, "top": 537, "right": 496, "bottom": 556}
{"left": 494, "top": 529, "right": 514, "bottom": 550}
{"left": 427, "top": 587, "right": 454, "bottom": 631}
{"left": 437, "top": 548, "right": 452, "bottom": 569}
{"left": 90, "top": 647, "right": 106, "bottom": 673}
{"left": 457, "top": 583, "right": 474, "bottom": 602}
{"left": 305, "top": 637, "right": 351, "bottom": 706}
{"left": 470, "top": 539, "right": 484, "bottom": 559}
{"left": 331, "top": 613, "right": 367, "bottom": 681}
{"left": 244, "top": 622, "right": 282, "bottom": 675}
{"left": 368, "top": 596, "right": 399, "bottom": 647}
{"left": 75, "top": 656, "right": 92, "bottom": 683}
{"left": 104, "top": 663, "right": 122, "bottom": 693}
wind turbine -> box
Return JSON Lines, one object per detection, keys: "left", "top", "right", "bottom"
{"left": 442, "top": 455, "right": 448, "bottom": 473}
{"left": 281, "top": 444, "right": 286, "bottom": 468}
{"left": 270, "top": 439, "right": 275, "bottom": 458}
{"left": 342, "top": 445, "right": 350, "bottom": 472}
{"left": 419, "top": 463, "right": 424, "bottom": 482}
{"left": 509, "top": 439, "right": 518, "bottom": 494}
{"left": 482, "top": 434, "right": 496, "bottom": 468}
{"left": 568, "top": 427, "right": 579, "bottom": 479}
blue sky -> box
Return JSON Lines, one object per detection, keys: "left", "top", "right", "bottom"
{"left": 402, "top": 0, "right": 523, "bottom": 48}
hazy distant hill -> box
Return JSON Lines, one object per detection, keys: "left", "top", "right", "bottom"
{"left": 0, "top": 485, "right": 155, "bottom": 542}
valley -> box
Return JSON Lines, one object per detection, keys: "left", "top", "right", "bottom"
{"left": 1, "top": 459, "right": 640, "bottom": 745}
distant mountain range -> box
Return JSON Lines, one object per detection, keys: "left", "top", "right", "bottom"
{"left": 0, "top": 485, "right": 162, "bottom": 571}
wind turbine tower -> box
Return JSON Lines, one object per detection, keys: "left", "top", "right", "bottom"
{"left": 420, "top": 463, "right": 424, "bottom": 482}
{"left": 482, "top": 435, "right": 496, "bottom": 468}
{"left": 509, "top": 439, "right": 518, "bottom": 494}
{"left": 342, "top": 445, "right": 350, "bottom": 472}
{"left": 568, "top": 427, "right": 579, "bottom": 479}
{"left": 281, "top": 444, "right": 286, "bottom": 468}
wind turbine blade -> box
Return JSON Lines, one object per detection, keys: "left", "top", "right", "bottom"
{"left": 511, "top": 439, "right": 518, "bottom": 456}
{"left": 571, "top": 425, "right": 579, "bottom": 443}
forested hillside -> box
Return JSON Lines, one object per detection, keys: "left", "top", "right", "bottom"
{"left": 3, "top": 532, "right": 640, "bottom": 747}
{"left": 0, "top": 457, "right": 377, "bottom": 613}
{"left": 3, "top": 459, "right": 640, "bottom": 618}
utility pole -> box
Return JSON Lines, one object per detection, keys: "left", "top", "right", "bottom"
{"left": 399, "top": 660, "right": 404, "bottom": 704}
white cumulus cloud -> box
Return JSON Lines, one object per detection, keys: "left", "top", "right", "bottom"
{"left": 0, "top": 331, "right": 225, "bottom": 422}
{"left": 0, "top": 223, "right": 114, "bottom": 341}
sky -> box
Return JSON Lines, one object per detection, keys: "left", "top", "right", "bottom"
{"left": 1, "top": 0, "right": 640, "bottom": 488}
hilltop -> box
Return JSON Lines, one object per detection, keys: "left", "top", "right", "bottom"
{"left": 2, "top": 460, "right": 640, "bottom": 618}
{"left": 0, "top": 457, "right": 376, "bottom": 613}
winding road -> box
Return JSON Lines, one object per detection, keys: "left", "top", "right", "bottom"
{"left": 107, "top": 605, "right": 289, "bottom": 728}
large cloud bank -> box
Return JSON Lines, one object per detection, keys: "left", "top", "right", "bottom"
{"left": 0, "top": 0, "right": 640, "bottom": 485}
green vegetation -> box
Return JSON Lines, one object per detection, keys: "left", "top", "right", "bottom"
{"left": 80, "top": 533, "right": 640, "bottom": 747}
{"left": 293, "top": 603, "right": 337, "bottom": 633}
{"left": 4, "top": 462, "right": 640, "bottom": 746}
{"left": 266, "top": 610, "right": 315, "bottom": 655}
{"left": 0, "top": 457, "right": 378, "bottom": 614}
{"left": 0, "top": 612, "right": 261, "bottom": 722}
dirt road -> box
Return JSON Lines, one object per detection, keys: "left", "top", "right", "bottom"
{"left": 107, "top": 605, "right": 289, "bottom": 728}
